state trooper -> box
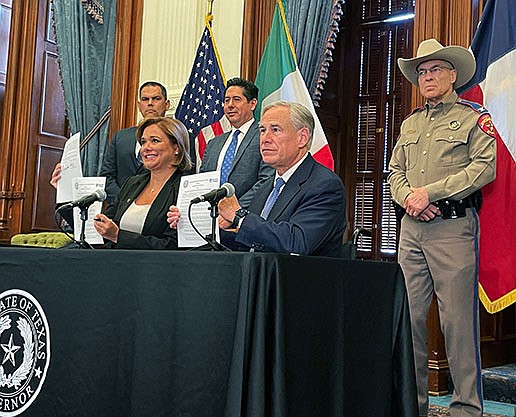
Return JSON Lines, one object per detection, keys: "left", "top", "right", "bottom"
{"left": 389, "top": 39, "right": 496, "bottom": 417}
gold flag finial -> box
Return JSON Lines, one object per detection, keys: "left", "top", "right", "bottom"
{"left": 207, "top": 0, "right": 214, "bottom": 16}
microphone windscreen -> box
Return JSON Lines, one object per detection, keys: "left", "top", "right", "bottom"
{"left": 221, "top": 183, "right": 235, "bottom": 198}
{"left": 95, "top": 189, "right": 108, "bottom": 202}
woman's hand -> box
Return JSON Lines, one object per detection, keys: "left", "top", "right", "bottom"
{"left": 50, "top": 163, "right": 62, "bottom": 189}
{"left": 93, "top": 214, "right": 119, "bottom": 243}
{"left": 167, "top": 205, "right": 181, "bottom": 229}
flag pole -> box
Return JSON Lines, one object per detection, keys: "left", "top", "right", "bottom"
{"left": 207, "top": 0, "right": 214, "bottom": 26}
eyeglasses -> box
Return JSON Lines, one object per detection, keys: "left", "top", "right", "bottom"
{"left": 415, "top": 65, "right": 454, "bottom": 77}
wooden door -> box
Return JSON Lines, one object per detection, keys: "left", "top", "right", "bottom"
{"left": 0, "top": 0, "right": 12, "bottom": 123}
{"left": 23, "top": 0, "right": 67, "bottom": 231}
{"left": 0, "top": 0, "right": 66, "bottom": 242}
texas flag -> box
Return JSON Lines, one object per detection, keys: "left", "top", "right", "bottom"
{"left": 459, "top": 0, "right": 516, "bottom": 313}
{"left": 254, "top": 0, "right": 334, "bottom": 170}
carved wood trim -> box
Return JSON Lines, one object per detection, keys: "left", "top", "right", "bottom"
{"left": 109, "top": 0, "right": 143, "bottom": 140}
{"left": 0, "top": 1, "right": 38, "bottom": 239}
{"left": 241, "top": 0, "right": 276, "bottom": 81}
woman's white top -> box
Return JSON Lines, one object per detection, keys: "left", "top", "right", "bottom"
{"left": 119, "top": 202, "right": 152, "bottom": 234}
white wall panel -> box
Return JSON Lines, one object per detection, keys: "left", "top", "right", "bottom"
{"left": 140, "top": 0, "right": 244, "bottom": 115}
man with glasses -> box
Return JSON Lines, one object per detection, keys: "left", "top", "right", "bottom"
{"left": 388, "top": 39, "right": 496, "bottom": 417}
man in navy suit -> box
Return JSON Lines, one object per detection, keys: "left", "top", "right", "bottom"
{"left": 200, "top": 78, "right": 274, "bottom": 208}
{"left": 100, "top": 81, "right": 170, "bottom": 202}
{"left": 217, "top": 101, "right": 346, "bottom": 257}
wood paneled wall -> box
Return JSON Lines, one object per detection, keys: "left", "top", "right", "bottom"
{"left": 0, "top": 0, "right": 69, "bottom": 242}
{"left": 109, "top": 0, "right": 143, "bottom": 138}
{"left": 0, "top": 0, "right": 38, "bottom": 241}
{"left": 411, "top": 0, "right": 483, "bottom": 108}
{"left": 240, "top": 0, "right": 276, "bottom": 81}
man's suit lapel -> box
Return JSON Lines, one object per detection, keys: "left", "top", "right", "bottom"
{"left": 123, "top": 126, "right": 140, "bottom": 172}
{"left": 142, "top": 171, "right": 180, "bottom": 233}
{"left": 250, "top": 175, "right": 275, "bottom": 214}
{"left": 267, "top": 156, "right": 314, "bottom": 221}
{"left": 116, "top": 174, "right": 149, "bottom": 219}
{"left": 207, "top": 132, "right": 230, "bottom": 171}
{"left": 231, "top": 121, "right": 258, "bottom": 173}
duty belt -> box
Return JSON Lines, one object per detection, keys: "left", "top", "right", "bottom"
{"left": 434, "top": 190, "right": 483, "bottom": 219}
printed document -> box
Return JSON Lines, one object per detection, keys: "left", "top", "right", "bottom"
{"left": 176, "top": 171, "right": 221, "bottom": 248}
{"left": 56, "top": 132, "right": 83, "bottom": 203}
{"left": 72, "top": 177, "right": 106, "bottom": 245}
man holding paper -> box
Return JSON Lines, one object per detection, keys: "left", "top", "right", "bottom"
{"left": 168, "top": 101, "right": 346, "bottom": 257}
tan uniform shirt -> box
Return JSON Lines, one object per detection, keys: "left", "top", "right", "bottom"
{"left": 388, "top": 91, "right": 496, "bottom": 205}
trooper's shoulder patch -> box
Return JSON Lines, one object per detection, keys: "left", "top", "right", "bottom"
{"left": 477, "top": 113, "right": 496, "bottom": 137}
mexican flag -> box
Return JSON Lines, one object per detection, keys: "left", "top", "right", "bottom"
{"left": 254, "top": 0, "right": 335, "bottom": 171}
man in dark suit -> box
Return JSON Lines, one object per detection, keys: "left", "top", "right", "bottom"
{"left": 100, "top": 81, "right": 170, "bottom": 202}
{"left": 217, "top": 101, "right": 346, "bottom": 257}
{"left": 200, "top": 77, "right": 273, "bottom": 208}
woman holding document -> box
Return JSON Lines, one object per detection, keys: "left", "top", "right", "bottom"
{"left": 92, "top": 117, "right": 192, "bottom": 249}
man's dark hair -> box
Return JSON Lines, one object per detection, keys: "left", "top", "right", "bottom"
{"left": 139, "top": 81, "right": 168, "bottom": 100}
{"left": 226, "top": 77, "right": 258, "bottom": 101}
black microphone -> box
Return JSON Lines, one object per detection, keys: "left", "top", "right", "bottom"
{"left": 57, "top": 189, "right": 107, "bottom": 211}
{"left": 190, "top": 183, "right": 235, "bottom": 204}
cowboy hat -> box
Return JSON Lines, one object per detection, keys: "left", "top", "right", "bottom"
{"left": 398, "top": 38, "right": 476, "bottom": 88}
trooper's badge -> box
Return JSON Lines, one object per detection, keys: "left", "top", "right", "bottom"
{"left": 449, "top": 120, "right": 461, "bottom": 130}
{"left": 0, "top": 289, "right": 50, "bottom": 416}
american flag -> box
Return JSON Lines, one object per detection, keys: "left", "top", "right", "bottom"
{"left": 175, "top": 23, "right": 231, "bottom": 169}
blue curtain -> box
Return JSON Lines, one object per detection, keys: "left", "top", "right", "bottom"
{"left": 286, "top": 0, "right": 344, "bottom": 103}
{"left": 51, "top": 0, "right": 117, "bottom": 176}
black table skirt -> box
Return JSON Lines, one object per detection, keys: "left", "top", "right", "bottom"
{"left": 0, "top": 248, "right": 417, "bottom": 417}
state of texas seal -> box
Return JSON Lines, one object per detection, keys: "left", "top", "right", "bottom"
{"left": 0, "top": 290, "right": 50, "bottom": 416}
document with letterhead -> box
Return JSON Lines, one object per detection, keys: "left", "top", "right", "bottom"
{"left": 72, "top": 177, "right": 106, "bottom": 245}
{"left": 176, "top": 171, "right": 221, "bottom": 248}
{"left": 56, "top": 132, "right": 83, "bottom": 203}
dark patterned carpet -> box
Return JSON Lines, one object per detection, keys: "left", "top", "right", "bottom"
{"left": 484, "top": 365, "right": 516, "bottom": 404}
{"left": 429, "top": 405, "right": 507, "bottom": 417}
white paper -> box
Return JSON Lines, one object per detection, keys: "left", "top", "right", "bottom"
{"left": 72, "top": 177, "right": 106, "bottom": 245}
{"left": 177, "top": 171, "right": 221, "bottom": 248}
{"left": 56, "top": 132, "right": 83, "bottom": 203}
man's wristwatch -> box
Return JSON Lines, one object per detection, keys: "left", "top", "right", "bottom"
{"left": 231, "top": 208, "right": 250, "bottom": 229}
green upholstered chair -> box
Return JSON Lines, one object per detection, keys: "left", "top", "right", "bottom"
{"left": 10, "top": 232, "right": 73, "bottom": 248}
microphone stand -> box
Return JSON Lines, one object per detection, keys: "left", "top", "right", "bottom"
{"left": 188, "top": 201, "right": 231, "bottom": 252}
{"left": 203, "top": 201, "right": 230, "bottom": 251}
{"left": 78, "top": 207, "right": 93, "bottom": 249}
